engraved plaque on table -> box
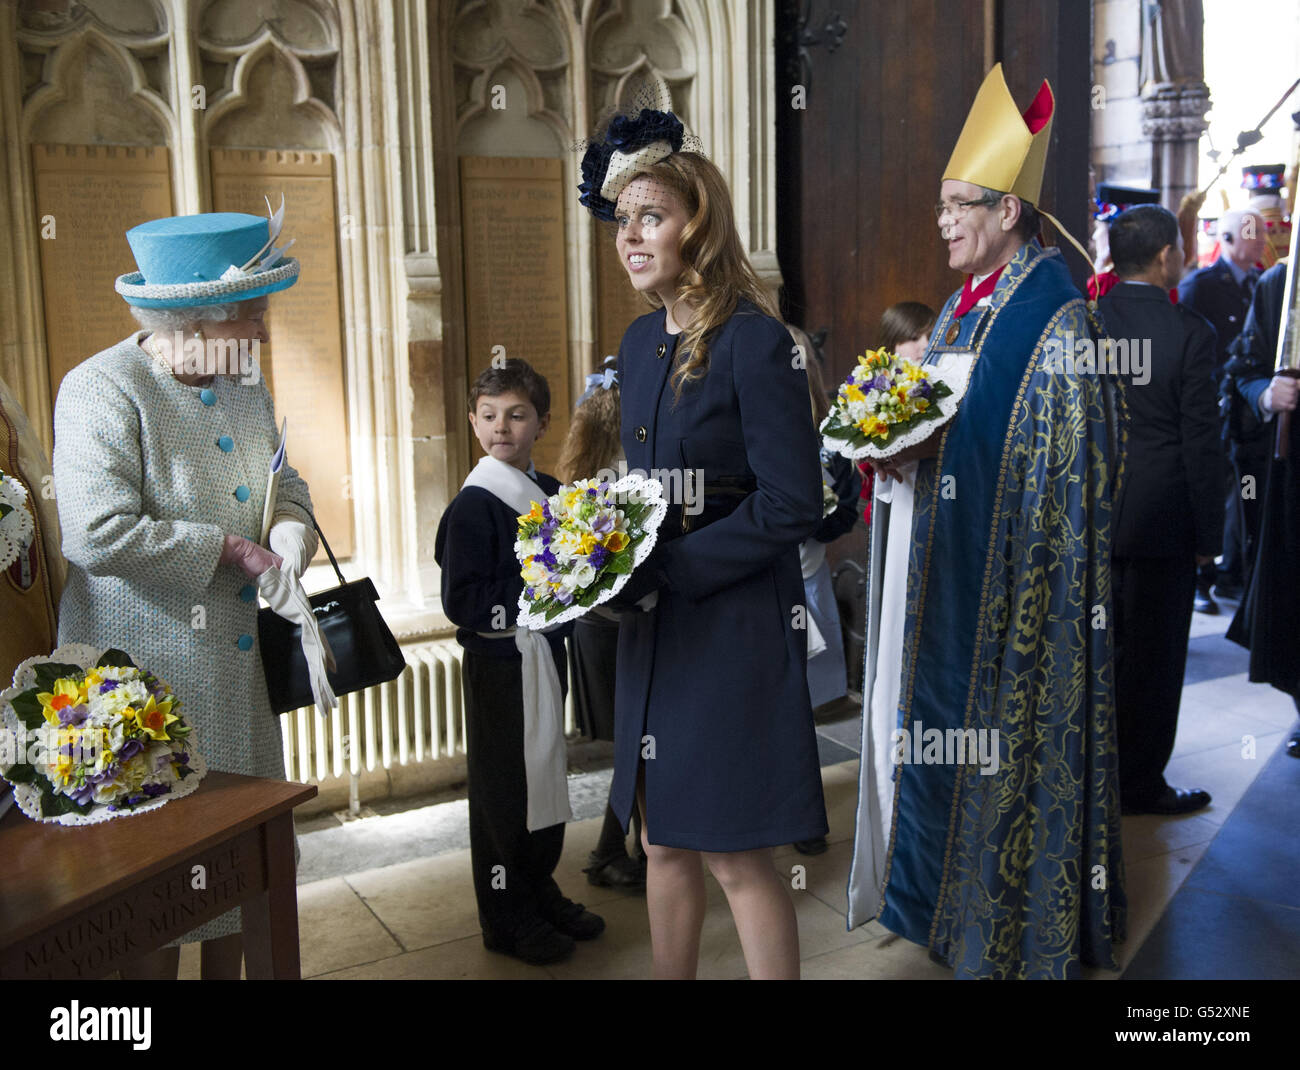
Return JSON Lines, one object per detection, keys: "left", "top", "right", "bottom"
{"left": 596, "top": 223, "right": 651, "bottom": 363}
{"left": 31, "top": 144, "right": 173, "bottom": 400}
{"left": 459, "top": 156, "right": 570, "bottom": 476}
{"left": 210, "top": 149, "right": 353, "bottom": 559}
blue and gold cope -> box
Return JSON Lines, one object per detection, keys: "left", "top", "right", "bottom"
{"left": 878, "top": 241, "right": 1129, "bottom": 979}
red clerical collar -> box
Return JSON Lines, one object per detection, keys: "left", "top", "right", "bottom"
{"left": 953, "top": 266, "right": 1006, "bottom": 318}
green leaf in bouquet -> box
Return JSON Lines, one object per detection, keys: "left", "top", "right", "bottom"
{"left": 10, "top": 688, "right": 45, "bottom": 730}
{"left": 0, "top": 502, "right": 11, "bottom": 519}
{"left": 96, "top": 649, "right": 136, "bottom": 669}
{"left": 3, "top": 760, "right": 38, "bottom": 783}
{"left": 33, "top": 663, "right": 84, "bottom": 691}
{"left": 605, "top": 550, "right": 635, "bottom": 576}
{"left": 543, "top": 598, "right": 567, "bottom": 622}
{"left": 40, "top": 789, "right": 91, "bottom": 818}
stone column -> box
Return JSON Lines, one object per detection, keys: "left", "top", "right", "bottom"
{"left": 1139, "top": 0, "right": 1210, "bottom": 209}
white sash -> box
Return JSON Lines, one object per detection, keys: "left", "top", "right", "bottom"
{"left": 461, "top": 456, "right": 572, "bottom": 831}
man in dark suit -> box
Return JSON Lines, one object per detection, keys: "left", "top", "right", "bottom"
{"left": 1102, "top": 204, "right": 1222, "bottom": 815}
{"left": 1224, "top": 262, "right": 1300, "bottom": 759}
{"left": 1177, "top": 209, "right": 1267, "bottom": 612}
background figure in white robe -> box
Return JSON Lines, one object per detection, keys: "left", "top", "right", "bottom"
{"left": 847, "top": 339, "right": 970, "bottom": 927}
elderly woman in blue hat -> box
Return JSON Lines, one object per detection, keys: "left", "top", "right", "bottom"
{"left": 52, "top": 204, "right": 324, "bottom": 979}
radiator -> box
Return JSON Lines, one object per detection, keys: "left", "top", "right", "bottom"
{"left": 278, "top": 638, "right": 576, "bottom": 784}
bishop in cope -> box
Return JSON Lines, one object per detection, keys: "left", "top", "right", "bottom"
{"left": 846, "top": 63, "right": 1128, "bottom": 979}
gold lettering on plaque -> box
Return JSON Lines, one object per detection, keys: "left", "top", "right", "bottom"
{"left": 459, "top": 157, "right": 569, "bottom": 475}
{"left": 210, "top": 149, "right": 353, "bottom": 559}
{"left": 31, "top": 144, "right": 173, "bottom": 401}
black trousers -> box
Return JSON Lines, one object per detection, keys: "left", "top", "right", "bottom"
{"left": 1113, "top": 554, "right": 1196, "bottom": 804}
{"left": 462, "top": 647, "right": 568, "bottom": 938}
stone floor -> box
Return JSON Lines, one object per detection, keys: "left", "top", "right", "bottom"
{"left": 177, "top": 596, "right": 1298, "bottom": 979}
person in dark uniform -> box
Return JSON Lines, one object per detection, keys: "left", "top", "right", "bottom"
{"left": 1099, "top": 205, "right": 1221, "bottom": 814}
{"left": 578, "top": 108, "right": 827, "bottom": 979}
{"left": 1178, "top": 208, "right": 1268, "bottom": 612}
{"left": 435, "top": 360, "right": 602, "bottom": 966}
{"left": 1224, "top": 261, "right": 1300, "bottom": 758}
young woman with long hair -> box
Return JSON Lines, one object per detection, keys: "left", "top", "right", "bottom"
{"left": 579, "top": 110, "right": 827, "bottom": 979}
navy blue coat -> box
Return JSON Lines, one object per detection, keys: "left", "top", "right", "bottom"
{"left": 610, "top": 300, "right": 829, "bottom": 850}
{"left": 1176, "top": 256, "right": 1251, "bottom": 374}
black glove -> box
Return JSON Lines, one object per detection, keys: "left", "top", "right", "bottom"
{"left": 606, "top": 542, "right": 670, "bottom": 612}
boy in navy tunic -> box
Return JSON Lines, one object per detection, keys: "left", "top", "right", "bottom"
{"left": 434, "top": 359, "right": 601, "bottom": 965}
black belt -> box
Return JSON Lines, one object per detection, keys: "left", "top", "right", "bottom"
{"left": 669, "top": 477, "right": 756, "bottom": 535}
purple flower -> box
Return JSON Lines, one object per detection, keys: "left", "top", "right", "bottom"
{"left": 118, "top": 738, "right": 144, "bottom": 761}
{"left": 58, "top": 703, "right": 90, "bottom": 727}
{"left": 554, "top": 587, "right": 575, "bottom": 606}
{"left": 98, "top": 679, "right": 119, "bottom": 694}
{"left": 539, "top": 548, "right": 558, "bottom": 569}
{"left": 89, "top": 764, "right": 118, "bottom": 785}
{"left": 586, "top": 487, "right": 598, "bottom": 496}
{"left": 914, "top": 380, "right": 932, "bottom": 397}
{"left": 591, "top": 513, "right": 614, "bottom": 535}
{"left": 69, "top": 783, "right": 96, "bottom": 805}
{"left": 589, "top": 545, "right": 609, "bottom": 570}
{"left": 871, "top": 374, "right": 891, "bottom": 391}
{"left": 173, "top": 751, "right": 189, "bottom": 765}
{"left": 525, "top": 586, "right": 535, "bottom": 599}
{"left": 142, "top": 783, "right": 170, "bottom": 798}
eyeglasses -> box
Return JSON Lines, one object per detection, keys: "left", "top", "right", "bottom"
{"left": 933, "top": 196, "right": 997, "bottom": 221}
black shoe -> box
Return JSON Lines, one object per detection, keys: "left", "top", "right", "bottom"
{"left": 1213, "top": 582, "right": 1243, "bottom": 601}
{"left": 584, "top": 851, "right": 646, "bottom": 890}
{"left": 1286, "top": 733, "right": 1300, "bottom": 759}
{"left": 1122, "top": 786, "right": 1212, "bottom": 816}
{"left": 540, "top": 897, "right": 605, "bottom": 941}
{"left": 1194, "top": 587, "right": 1219, "bottom": 615}
{"left": 793, "top": 837, "right": 829, "bottom": 855}
{"left": 482, "top": 917, "right": 575, "bottom": 965}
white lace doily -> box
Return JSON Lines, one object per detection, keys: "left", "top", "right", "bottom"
{"left": 0, "top": 644, "right": 207, "bottom": 826}
{"left": 0, "top": 472, "right": 35, "bottom": 572}
{"left": 516, "top": 473, "right": 668, "bottom": 630}
{"left": 822, "top": 372, "right": 968, "bottom": 463}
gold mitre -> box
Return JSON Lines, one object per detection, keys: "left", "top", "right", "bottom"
{"left": 944, "top": 63, "right": 1054, "bottom": 205}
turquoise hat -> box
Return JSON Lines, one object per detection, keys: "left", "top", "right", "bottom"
{"left": 114, "top": 206, "right": 299, "bottom": 309}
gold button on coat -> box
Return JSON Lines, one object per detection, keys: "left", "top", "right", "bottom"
{"left": 635, "top": 426, "right": 647, "bottom": 442}
{"left": 656, "top": 342, "right": 666, "bottom": 358}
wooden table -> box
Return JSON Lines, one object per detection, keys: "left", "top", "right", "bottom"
{"left": 0, "top": 771, "right": 316, "bottom": 979}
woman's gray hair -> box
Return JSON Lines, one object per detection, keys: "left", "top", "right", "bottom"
{"left": 129, "top": 304, "right": 241, "bottom": 332}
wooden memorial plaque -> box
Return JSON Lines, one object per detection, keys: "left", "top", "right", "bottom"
{"left": 31, "top": 144, "right": 173, "bottom": 402}
{"left": 459, "top": 156, "right": 570, "bottom": 475}
{"left": 210, "top": 149, "right": 353, "bottom": 559}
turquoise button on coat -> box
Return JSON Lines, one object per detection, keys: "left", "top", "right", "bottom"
{"left": 234, "top": 484, "right": 251, "bottom": 502}
{"left": 218, "top": 435, "right": 234, "bottom": 452}
{"left": 200, "top": 388, "right": 216, "bottom": 406}
{"left": 237, "top": 634, "right": 254, "bottom": 651}
{"left": 239, "top": 583, "right": 257, "bottom": 602}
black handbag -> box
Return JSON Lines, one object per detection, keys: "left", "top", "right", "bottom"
{"left": 258, "top": 517, "right": 406, "bottom": 714}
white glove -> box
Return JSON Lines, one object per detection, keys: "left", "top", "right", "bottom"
{"left": 268, "top": 517, "right": 315, "bottom": 582}
{"left": 258, "top": 564, "right": 337, "bottom": 715}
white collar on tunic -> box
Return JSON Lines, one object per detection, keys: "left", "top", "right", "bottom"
{"left": 461, "top": 455, "right": 546, "bottom": 516}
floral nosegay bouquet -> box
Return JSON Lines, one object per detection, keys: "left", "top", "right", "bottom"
{"left": 515, "top": 474, "right": 668, "bottom": 628}
{"left": 820, "top": 349, "right": 962, "bottom": 462}
{"left": 0, "top": 644, "right": 206, "bottom": 825}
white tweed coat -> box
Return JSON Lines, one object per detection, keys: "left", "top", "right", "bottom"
{"left": 53, "top": 332, "right": 316, "bottom": 944}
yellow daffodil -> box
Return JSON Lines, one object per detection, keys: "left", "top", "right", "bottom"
{"left": 844, "top": 382, "right": 865, "bottom": 403}
{"left": 604, "top": 530, "right": 629, "bottom": 552}
{"left": 37, "top": 678, "right": 85, "bottom": 725}
{"left": 137, "top": 695, "right": 179, "bottom": 741}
